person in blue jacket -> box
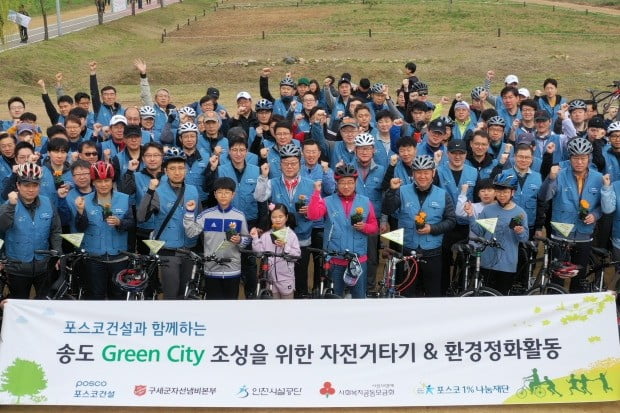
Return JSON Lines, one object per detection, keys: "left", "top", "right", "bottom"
{"left": 539, "top": 137, "right": 603, "bottom": 293}
{"left": 383, "top": 155, "right": 456, "bottom": 297}
{"left": 0, "top": 162, "right": 62, "bottom": 299}
{"left": 75, "top": 161, "right": 133, "bottom": 300}
{"left": 470, "top": 172, "right": 529, "bottom": 294}
{"left": 89, "top": 61, "right": 124, "bottom": 126}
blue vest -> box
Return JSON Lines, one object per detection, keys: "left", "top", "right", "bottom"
{"left": 465, "top": 158, "right": 498, "bottom": 180}
{"left": 373, "top": 136, "right": 391, "bottom": 168}
{"left": 437, "top": 165, "right": 477, "bottom": 225}
{"left": 200, "top": 136, "right": 229, "bottom": 161}
{"left": 551, "top": 167, "right": 602, "bottom": 239}
{"left": 354, "top": 160, "right": 385, "bottom": 217}
{"left": 273, "top": 98, "right": 299, "bottom": 117}
{"left": 40, "top": 167, "right": 73, "bottom": 207}
{"left": 5, "top": 196, "right": 54, "bottom": 262}
{"left": 135, "top": 171, "right": 162, "bottom": 230}
{"left": 323, "top": 194, "right": 370, "bottom": 256}
{"left": 0, "top": 156, "right": 12, "bottom": 202}
{"left": 609, "top": 181, "right": 620, "bottom": 242}
{"left": 114, "top": 150, "right": 143, "bottom": 182}
{"left": 100, "top": 139, "right": 122, "bottom": 159}
{"left": 452, "top": 120, "right": 476, "bottom": 140}
{"left": 512, "top": 169, "right": 542, "bottom": 227}
{"left": 265, "top": 140, "right": 301, "bottom": 180}
{"left": 533, "top": 134, "right": 564, "bottom": 164}
{"left": 153, "top": 106, "right": 179, "bottom": 139}
{"left": 152, "top": 182, "right": 200, "bottom": 248}
{"left": 537, "top": 96, "right": 567, "bottom": 126}
{"left": 95, "top": 105, "right": 124, "bottom": 127}
{"left": 393, "top": 161, "right": 414, "bottom": 186}
{"left": 81, "top": 191, "right": 130, "bottom": 255}
{"left": 398, "top": 184, "right": 447, "bottom": 250}
{"left": 329, "top": 141, "right": 356, "bottom": 169}
{"left": 218, "top": 162, "right": 260, "bottom": 221}
{"left": 269, "top": 176, "right": 315, "bottom": 243}
{"left": 185, "top": 150, "right": 210, "bottom": 202}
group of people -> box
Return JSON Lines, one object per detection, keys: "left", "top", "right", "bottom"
{"left": 0, "top": 58, "right": 619, "bottom": 301}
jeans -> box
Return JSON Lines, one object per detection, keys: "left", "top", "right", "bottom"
{"left": 329, "top": 261, "right": 367, "bottom": 299}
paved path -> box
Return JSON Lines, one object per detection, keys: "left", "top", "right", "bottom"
{"left": 1, "top": 0, "right": 179, "bottom": 52}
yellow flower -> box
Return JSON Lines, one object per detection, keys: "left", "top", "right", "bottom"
{"left": 53, "top": 170, "right": 63, "bottom": 177}
{"left": 355, "top": 207, "right": 364, "bottom": 215}
{"left": 229, "top": 222, "right": 237, "bottom": 229}
{"left": 580, "top": 200, "right": 590, "bottom": 209}
{"left": 299, "top": 195, "right": 307, "bottom": 201}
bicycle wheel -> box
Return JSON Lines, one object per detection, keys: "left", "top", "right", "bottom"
{"left": 516, "top": 387, "right": 528, "bottom": 399}
{"left": 460, "top": 287, "right": 502, "bottom": 297}
{"left": 526, "top": 283, "right": 568, "bottom": 295}
{"left": 258, "top": 289, "right": 273, "bottom": 299}
{"left": 322, "top": 288, "right": 342, "bottom": 299}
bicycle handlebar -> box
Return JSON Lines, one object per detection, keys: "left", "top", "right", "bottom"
{"left": 177, "top": 249, "right": 232, "bottom": 264}
{"left": 240, "top": 249, "right": 299, "bottom": 262}
{"left": 382, "top": 247, "right": 419, "bottom": 260}
{"left": 120, "top": 250, "right": 142, "bottom": 260}
{"left": 305, "top": 248, "right": 357, "bottom": 260}
{"left": 469, "top": 236, "right": 503, "bottom": 250}
{"left": 35, "top": 249, "right": 88, "bottom": 258}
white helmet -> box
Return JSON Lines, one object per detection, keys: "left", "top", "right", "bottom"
{"left": 139, "top": 106, "right": 156, "bottom": 118}
{"left": 178, "top": 106, "right": 197, "bottom": 118}
{"left": 354, "top": 132, "right": 375, "bottom": 147}
{"left": 178, "top": 122, "right": 198, "bottom": 134}
{"left": 607, "top": 121, "right": 620, "bottom": 134}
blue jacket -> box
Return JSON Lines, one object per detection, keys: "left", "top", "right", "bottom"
{"left": 602, "top": 145, "right": 620, "bottom": 182}
{"left": 452, "top": 119, "right": 476, "bottom": 140}
{"left": 78, "top": 191, "right": 130, "bottom": 255}
{"left": 398, "top": 184, "right": 448, "bottom": 250}
{"left": 437, "top": 164, "right": 477, "bottom": 225}
{"left": 152, "top": 182, "right": 200, "bottom": 248}
{"left": 601, "top": 182, "right": 620, "bottom": 248}
{"left": 5, "top": 196, "right": 54, "bottom": 262}
{"left": 40, "top": 167, "right": 73, "bottom": 207}
{"left": 134, "top": 171, "right": 163, "bottom": 230}
{"left": 95, "top": 104, "right": 124, "bottom": 127}
{"left": 185, "top": 149, "right": 210, "bottom": 202}
{"left": 218, "top": 162, "right": 260, "bottom": 222}
{"left": 536, "top": 95, "right": 567, "bottom": 126}
{"left": 323, "top": 193, "right": 371, "bottom": 256}
{"left": 353, "top": 160, "right": 385, "bottom": 217}
{"left": 269, "top": 176, "right": 315, "bottom": 244}
{"left": 512, "top": 169, "right": 542, "bottom": 228}
{"left": 0, "top": 156, "right": 13, "bottom": 202}
{"left": 540, "top": 166, "right": 602, "bottom": 240}
{"left": 533, "top": 134, "right": 565, "bottom": 164}
{"left": 328, "top": 141, "right": 356, "bottom": 169}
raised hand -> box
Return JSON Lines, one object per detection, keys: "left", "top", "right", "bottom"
{"left": 149, "top": 179, "right": 159, "bottom": 191}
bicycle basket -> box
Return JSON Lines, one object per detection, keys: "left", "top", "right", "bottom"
{"left": 114, "top": 269, "right": 149, "bottom": 292}
{"left": 343, "top": 255, "right": 362, "bottom": 287}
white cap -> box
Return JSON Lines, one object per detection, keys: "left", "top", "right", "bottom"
{"left": 236, "top": 91, "right": 252, "bottom": 101}
{"left": 518, "top": 88, "right": 530, "bottom": 98}
{"left": 454, "top": 101, "right": 470, "bottom": 110}
{"left": 504, "top": 75, "right": 519, "bottom": 85}
{"left": 109, "top": 115, "right": 127, "bottom": 126}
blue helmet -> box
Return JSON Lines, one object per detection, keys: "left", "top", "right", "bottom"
{"left": 493, "top": 171, "right": 517, "bottom": 189}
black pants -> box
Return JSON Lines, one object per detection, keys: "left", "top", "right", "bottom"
{"left": 402, "top": 251, "right": 442, "bottom": 298}
{"left": 19, "top": 26, "right": 28, "bottom": 42}
{"left": 309, "top": 227, "right": 325, "bottom": 291}
{"left": 7, "top": 272, "right": 47, "bottom": 299}
{"left": 159, "top": 253, "right": 193, "bottom": 300}
{"left": 482, "top": 268, "right": 515, "bottom": 295}
{"left": 205, "top": 277, "right": 240, "bottom": 300}
{"left": 295, "top": 246, "right": 310, "bottom": 296}
{"left": 83, "top": 256, "right": 127, "bottom": 300}
{"left": 440, "top": 224, "right": 469, "bottom": 295}
{"left": 242, "top": 219, "right": 258, "bottom": 298}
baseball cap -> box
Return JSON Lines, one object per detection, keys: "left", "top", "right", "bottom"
{"left": 339, "top": 118, "right": 358, "bottom": 130}
{"left": 123, "top": 125, "right": 142, "bottom": 138}
{"left": 588, "top": 116, "right": 606, "bottom": 130}
{"left": 518, "top": 88, "right": 530, "bottom": 98}
{"left": 505, "top": 75, "right": 519, "bottom": 85}
{"left": 236, "top": 91, "right": 252, "bottom": 101}
{"left": 203, "top": 110, "right": 220, "bottom": 123}
{"left": 338, "top": 77, "right": 351, "bottom": 86}
{"left": 206, "top": 87, "right": 220, "bottom": 99}
{"left": 447, "top": 140, "right": 467, "bottom": 153}
{"left": 297, "top": 77, "right": 310, "bottom": 86}
{"left": 109, "top": 115, "right": 127, "bottom": 126}
{"left": 428, "top": 118, "right": 446, "bottom": 134}
{"left": 534, "top": 110, "right": 550, "bottom": 122}
{"left": 516, "top": 132, "right": 535, "bottom": 146}
{"left": 454, "top": 101, "right": 470, "bottom": 111}
{"left": 17, "top": 123, "right": 36, "bottom": 135}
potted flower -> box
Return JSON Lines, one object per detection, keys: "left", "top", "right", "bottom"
{"left": 102, "top": 203, "right": 113, "bottom": 219}
{"left": 579, "top": 200, "right": 589, "bottom": 220}
{"left": 295, "top": 195, "right": 307, "bottom": 212}
{"left": 226, "top": 222, "right": 238, "bottom": 241}
{"left": 509, "top": 213, "right": 525, "bottom": 229}
{"left": 350, "top": 207, "right": 364, "bottom": 225}
{"left": 415, "top": 211, "right": 427, "bottom": 230}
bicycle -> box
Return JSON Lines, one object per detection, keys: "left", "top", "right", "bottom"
{"left": 585, "top": 246, "right": 620, "bottom": 293}
{"left": 306, "top": 247, "right": 341, "bottom": 299}
{"left": 240, "top": 249, "right": 300, "bottom": 299}
{"left": 35, "top": 249, "right": 88, "bottom": 300}
{"left": 586, "top": 80, "right": 620, "bottom": 120}
{"left": 378, "top": 247, "right": 420, "bottom": 298}
{"left": 458, "top": 236, "right": 503, "bottom": 297}
{"left": 177, "top": 249, "right": 231, "bottom": 300}
{"left": 508, "top": 240, "right": 539, "bottom": 295}
{"left": 515, "top": 377, "right": 546, "bottom": 399}
{"left": 526, "top": 237, "right": 572, "bottom": 295}
{"left": 118, "top": 251, "right": 162, "bottom": 300}
{"left": 447, "top": 241, "right": 473, "bottom": 297}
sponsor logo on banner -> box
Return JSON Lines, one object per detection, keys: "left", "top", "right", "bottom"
{"left": 134, "top": 385, "right": 147, "bottom": 397}
{"left": 319, "top": 381, "right": 336, "bottom": 397}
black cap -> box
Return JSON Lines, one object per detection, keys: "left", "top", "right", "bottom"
{"left": 206, "top": 87, "right": 220, "bottom": 99}
{"left": 588, "top": 116, "right": 606, "bottom": 130}
{"left": 123, "top": 125, "right": 142, "bottom": 138}
{"left": 338, "top": 77, "right": 351, "bottom": 86}
{"left": 534, "top": 110, "right": 550, "bottom": 122}
{"left": 447, "top": 140, "right": 467, "bottom": 153}
{"left": 428, "top": 118, "right": 446, "bottom": 134}
{"left": 359, "top": 78, "right": 371, "bottom": 89}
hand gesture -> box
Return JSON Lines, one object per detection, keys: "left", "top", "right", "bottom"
{"left": 55, "top": 72, "right": 64, "bottom": 84}
{"left": 254, "top": 126, "right": 263, "bottom": 137}
{"left": 133, "top": 58, "right": 147, "bottom": 75}
{"left": 433, "top": 150, "right": 443, "bottom": 165}
{"left": 289, "top": 100, "right": 297, "bottom": 112}
{"left": 128, "top": 159, "right": 140, "bottom": 172}
{"left": 380, "top": 222, "right": 390, "bottom": 234}
{"left": 8, "top": 192, "right": 18, "bottom": 205}
{"left": 259, "top": 147, "right": 268, "bottom": 159}
{"left": 106, "top": 215, "right": 120, "bottom": 227}
{"left": 486, "top": 70, "right": 495, "bottom": 80}
{"left": 390, "top": 177, "right": 401, "bottom": 190}
{"left": 534, "top": 89, "right": 543, "bottom": 97}
{"left": 30, "top": 152, "right": 40, "bottom": 163}
{"left": 463, "top": 201, "right": 473, "bottom": 217}
{"left": 455, "top": 93, "right": 463, "bottom": 101}
{"left": 250, "top": 227, "right": 259, "bottom": 239}
{"left": 512, "top": 119, "right": 521, "bottom": 130}
{"left": 36, "top": 79, "right": 46, "bottom": 92}
{"left": 546, "top": 142, "right": 556, "bottom": 154}
{"left": 185, "top": 200, "right": 196, "bottom": 212}
{"left": 393, "top": 118, "right": 404, "bottom": 126}
{"left": 57, "top": 184, "right": 70, "bottom": 199}
{"left": 513, "top": 225, "right": 525, "bottom": 235}
{"left": 218, "top": 110, "right": 227, "bottom": 119}
{"left": 260, "top": 162, "right": 269, "bottom": 177}
{"left": 602, "top": 173, "right": 611, "bottom": 187}
{"left": 314, "top": 180, "right": 322, "bottom": 192}
{"left": 440, "top": 96, "right": 449, "bottom": 105}
{"left": 320, "top": 160, "right": 329, "bottom": 173}
{"left": 229, "top": 234, "right": 241, "bottom": 245}
{"left": 93, "top": 123, "right": 103, "bottom": 135}
{"left": 209, "top": 155, "right": 219, "bottom": 171}
{"left": 479, "top": 90, "right": 488, "bottom": 101}
{"left": 416, "top": 223, "right": 431, "bottom": 235}
{"left": 390, "top": 154, "right": 398, "bottom": 167}
{"left": 504, "top": 143, "right": 513, "bottom": 154}
{"left": 261, "top": 67, "right": 272, "bottom": 78}
{"left": 323, "top": 77, "right": 332, "bottom": 87}
{"left": 353, "top": 221, "right": 365, "bottom": 232}
{"left": 103, "top": 148, "right": 111, "bottom": 161}
{"left": 336, "top": 110, "right": 344, "bottom": 119}
{"left": 549, "top": 165, "right": 560, "bottom": 180}
{"left": 71, "top": 152, "right": 79, "bottom": 163}
{"left": 89, "top": 61, "right": 97, "bottom": 74}
{"left": 149, "top": 179, "right": 159, "bottom": 191}
{"left": 75, "top": 196, "right": 85, "bottom": 213}
{"left": 461, "top": 183, "right": 469, "bottom": 195}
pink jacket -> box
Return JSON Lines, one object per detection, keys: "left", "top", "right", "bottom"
{"left": 252, "top": 227, "right": 301, "bottom": 294}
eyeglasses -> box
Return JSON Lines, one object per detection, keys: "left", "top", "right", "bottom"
{"left": 73, "top": 172, "right": 91, "bottom": 177}
{"left": 83, "top": 152, "right": 98, "bottom": 157}
{"left": 215, "top": 189, "right": 233, "bottom": 196}
{"left": 167, "top": 166, "right": 186, "bottom": 172}
{"left": 9, "top": 105, "right": 24, "bottom": 110}
{"left": 281, "top": 160, "right": 299, "bottom": 167}
{"left": 229, "top": 148, "right": 247, "bottom": 153}
{"left": 144, "top": 154, "right": 163, "bottom": 158}
{"left": 275, "top": 132, "right": 291, "bottom": 138}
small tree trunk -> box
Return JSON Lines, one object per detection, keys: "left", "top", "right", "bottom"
{"left": 39, "top": 0, "right": 48, "bottom": 40}
{"left": 131, "top": 0, "right": 136, "bottom": 16}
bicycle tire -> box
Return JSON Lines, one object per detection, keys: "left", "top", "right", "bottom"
{"left": 460, "top": 287, "right": 502, "bottom": 297}
{"left": 258, "top": 289, "right": 273, "bottom": 299}
{"left": 322, "top": 288, "right": 342, "bottom": 299}
{"left": 526, "top": 283, "right": 568, "bottom": 295}
{"left": 516, "top": 387, "right": 528, "bottom": 399}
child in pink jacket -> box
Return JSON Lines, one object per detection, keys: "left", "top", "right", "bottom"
{"left": 250, "top": 203, "right": 301, "bottom": 299}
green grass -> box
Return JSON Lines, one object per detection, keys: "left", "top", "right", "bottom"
{"left": 0, "top": 0, "right": 618, "bottom": 121}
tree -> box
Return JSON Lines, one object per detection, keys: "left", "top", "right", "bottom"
{"left": 0, "top": 358, "right": 48, "bottom": 404}
{"left": 96, "top": 0, "right": 105, "bottom": 25}
{"left": 38, "top": 0, "right": 49, "bottom": 40}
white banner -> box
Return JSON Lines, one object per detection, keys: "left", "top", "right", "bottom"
{"left": 0, "top": 294, "right": 618, "bottom": 407}
{"left": 7, "top": 11, "right": 31, "bottom": 28}
{"left": 111, "top": 0, "right": 127, "bottom": 13}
